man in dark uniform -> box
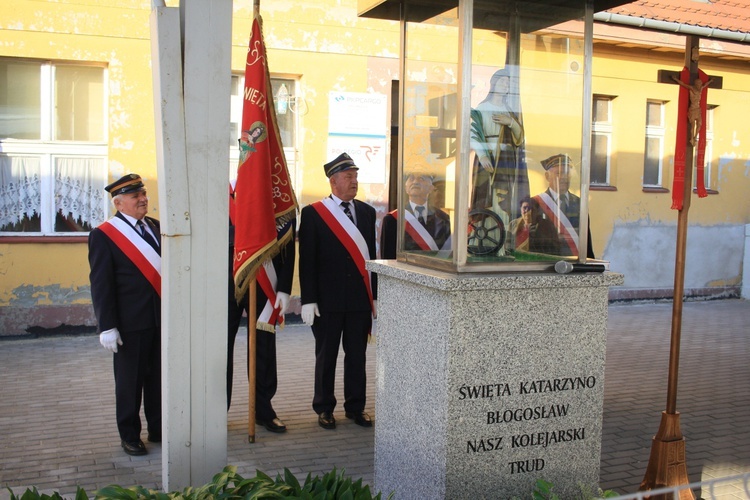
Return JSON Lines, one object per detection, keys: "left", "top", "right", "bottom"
{"left": 88, "top": 173, "right": 161, "bottom": 456}
{"left": 298, "top": 152, "right": 377, "bottom": 430}
{"left": 533, "top": 154, "right": 595, "bottom": 258}
{"left": 227, "top": 213, "right": 295, "bottom": 433}
{"left": 381, "top": 165, "right": 451, "bottom": 259}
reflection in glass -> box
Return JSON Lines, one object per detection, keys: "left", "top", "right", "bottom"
{"left": 0, "top": 59, "right": 42, "bottom": 140}
{"left": 397, "top": 2, "right": 592, "bottom": 270}
{"left": 54, "top": 65, "right": 105, "bottom": 142}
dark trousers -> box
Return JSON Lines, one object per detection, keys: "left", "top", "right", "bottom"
{"left": 113, "top": 327, "right": 161, "bottom": 443}
{"left": 311, "top": 310, "right": 371, "bottom": 415}
{"left": 227, "top": 296, "right": 278, "bottom": 420}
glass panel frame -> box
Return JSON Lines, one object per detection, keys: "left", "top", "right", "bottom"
{"left": 394, "top": 0, "right": 594, "bottom": 273}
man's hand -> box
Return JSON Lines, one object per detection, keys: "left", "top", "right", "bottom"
{"left": 100, "top": 328, "right": 123, "bottom": 353}
{"left": 274, "top": 292, "right": 290, "bottom": 315}
{"left": 372, "top": 300, "right": 378, "bottom": 319}
{"left": 301, "top": 303, "right": 320, "bottom": 326}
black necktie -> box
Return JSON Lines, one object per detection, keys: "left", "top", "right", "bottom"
{"left": 415, "top": 206, "right": 426, "bottom": 226}
{"left": 341, "top": 201, "right": 354, "bottom": 223}
{"left": 137, "top": 220, "right": 160, "bottom": 253}
{"left": 559, "top": 195, "right": 568, "bottom": 214}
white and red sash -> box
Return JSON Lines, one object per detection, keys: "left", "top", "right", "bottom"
{"left": 99, "top": 217, "right": 161, "bottom": 296}
{"left": 535, "top": 192, "right": 579, "bottom": 255}
{"left": 312, "top": 198, "right": 374, "bottom": 314}
{"left": 256, "top": 260, "right": 283, "bottom": 333}
{"left": 390, "top": 209, "right": 441, "bottom": 251}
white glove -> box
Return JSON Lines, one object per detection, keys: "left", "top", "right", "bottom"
{"left": 372, "top": 299, "right": 378, "bottom": 319}
{"left": 274, "top": 291, "right": 290, "bottom": 315}
{"left": 301, "top": 303, "right": 320, "bottom": 326}
{"left": 100, "top": 328, "right": 123, "bottom": 353}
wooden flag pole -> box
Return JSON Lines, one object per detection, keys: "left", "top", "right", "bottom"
{"left": 246, "top": 0, "right": 260, "bottom": 447}
{"left": 248, "top": 279, "right": 257, "bottom": 443}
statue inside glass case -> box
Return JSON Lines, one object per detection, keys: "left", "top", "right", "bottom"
{"left": 469, "top": 68, "right": 529, "bottom": 219}
{"left": 467, "top": 68, "right": 530, "bottom": 257}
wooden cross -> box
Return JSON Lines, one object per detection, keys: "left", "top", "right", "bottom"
{"left": 658, "top": 46, "right": 722, "bottom": 148}
{"left": 641, "top": 37, "right": 724, "bottom": 500}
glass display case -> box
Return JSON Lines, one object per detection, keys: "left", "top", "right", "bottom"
{"left": 366, "top": 0, "right": 600, "bottom": 272}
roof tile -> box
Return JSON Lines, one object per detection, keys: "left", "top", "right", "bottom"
{"left": 606, "top": 0, "right": 750, "bottom": 33}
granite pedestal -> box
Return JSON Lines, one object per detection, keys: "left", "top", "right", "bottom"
{"left": 368, "top": 260, "right": 624, "bottom": 499}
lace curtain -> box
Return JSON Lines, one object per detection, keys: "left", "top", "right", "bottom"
{"left": 55, "top": 157, "right": 107, "bottom": 228}
{"left": 0, "top": 156, "right": 41, "bottom": 227}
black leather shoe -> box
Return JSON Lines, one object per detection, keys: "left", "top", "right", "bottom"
{"left": 147, "top": 432, "right": 161, "bottom": 443}
{"left": 345, "top": 411, "right": 373, "bottom": 427}
{"left": 257, "top": 417, "right": 287, "bottom": 433}
{"left": 121, "top": 440, "right": 147, "bottom": 456}
{"left": 318, "top": 411, "right": 336, "bottom": 430}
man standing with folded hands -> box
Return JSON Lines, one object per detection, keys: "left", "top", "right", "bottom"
{"left": 88, "top": 173, "right": 162, "bottom": 456}
{"left": 298, "top": 153, "right": 377, "bottom": 430}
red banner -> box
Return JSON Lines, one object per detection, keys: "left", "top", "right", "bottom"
{"left": 232, "top": 13, "right": 297, "bottom": 300}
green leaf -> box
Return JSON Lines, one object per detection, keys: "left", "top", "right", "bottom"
{"left": 94, "top": 485, "right": 140, "bottom": 499}
{"left": 283, "top": 469, "right": 301, "bottom": 492}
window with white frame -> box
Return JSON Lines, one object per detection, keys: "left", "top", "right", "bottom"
{"left": 643, "top": 100, "right": 666, "bottom": 188}
{"left": 0, "top": 59, "right": 108, "bottom": 234}
{"left": 694, "top": 104, "right": 716, "bottom": 191}
{"left": 590, "top": 95, "right": 613, "bottom": 185}
{"left": 229, "top": 75, "right": 299, "bottom": 186}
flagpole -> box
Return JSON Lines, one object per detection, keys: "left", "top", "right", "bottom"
{"left": 245, "top": 0, "right": 261, "bottom": 448}
{"left": 248, "top": 279, "right": 257, "bottom": 443}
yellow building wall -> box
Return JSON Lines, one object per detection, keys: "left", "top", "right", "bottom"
{"left": 590, "top": 45, "right": 750, "bottom": 256}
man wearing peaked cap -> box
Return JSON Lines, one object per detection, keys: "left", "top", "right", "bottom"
{"left": 381, "top": 164, "right": 451, "bottom": 259}
{"left": 88, "top": 172, "right": 162, "bottom": 456}
{"left": 298, "top": 153, "right": 377, "bottom": 430}
{"left": 534, "top": 154, "right": 595, "bottom": 258}
{"left": 105, "top": 173, "right": 145, "bottom": 197}
{"left": 323, "top": 152, "right": 359, "bottom": 178}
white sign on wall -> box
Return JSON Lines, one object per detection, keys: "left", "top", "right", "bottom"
{"left": 328, "top": 91, "right": 388, "bottom": 184}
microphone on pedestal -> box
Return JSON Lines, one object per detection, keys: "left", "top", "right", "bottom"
{"left": 554, "top": 260, "right": 606, "bottom": 274}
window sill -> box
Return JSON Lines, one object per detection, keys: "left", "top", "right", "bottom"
{"left": 695, "top": 188, "right": 719, "bottom": 195}
{"left": 589, "top": 185, "right": 617, "bottom": 192}
{"left": 642, "top": 187, "right": 670, "bottom": 193}
{"left": 0, "top": 235, "right": 89, "bottom": 243}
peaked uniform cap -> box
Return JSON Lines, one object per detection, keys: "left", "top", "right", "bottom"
{"left": 541, "top": 154, "right": 573, "bottom": 172}
{"left": 405, "top": 165, "right": 435, "bottom": 181}
{"left": 324, "top": 153, "right": 359, "bottom": 178}
{"left": 105, "top": 173, "right": 145, "bottom": 197}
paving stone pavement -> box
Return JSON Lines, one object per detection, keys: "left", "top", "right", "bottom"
{"left": 0, "top": 299, "right": 748, "bottom": 499}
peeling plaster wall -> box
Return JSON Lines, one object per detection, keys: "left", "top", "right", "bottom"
{"left": 604, "top": 223, "right": 744, "bottom": 300}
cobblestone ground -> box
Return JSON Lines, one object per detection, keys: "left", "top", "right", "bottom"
{"left": 0, "top": 299, "right": 748, "bottom": 499}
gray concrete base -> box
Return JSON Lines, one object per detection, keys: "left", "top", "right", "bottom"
{"left": 368, "top": 260, "right": 624, "bottom": 499}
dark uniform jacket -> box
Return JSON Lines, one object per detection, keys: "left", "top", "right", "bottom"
{"left": 380, "top": 204, "right": 451, "bottom": 259}
{"left": 88, "top": 212, "right": 161, "bottom": 333}
{"left": 298, "top": 199, "right": 377, "bottom": 313}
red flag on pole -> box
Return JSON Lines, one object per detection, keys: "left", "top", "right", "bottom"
{"left": 233, "top": 13, "right": 297, "bottom": 299}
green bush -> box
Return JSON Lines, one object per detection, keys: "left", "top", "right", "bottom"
{"left": 530, "top": 478, "right": 618, "bottom": 500}
{"left": 6, "top": 466, "right": 393, "bottom": 500}
{"left": 7, "top": 469, "right": 618, "bottom": 500}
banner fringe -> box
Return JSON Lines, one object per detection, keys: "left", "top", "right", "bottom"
{"left": 234, "top": 229, "right": 293, "bottom": 303}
